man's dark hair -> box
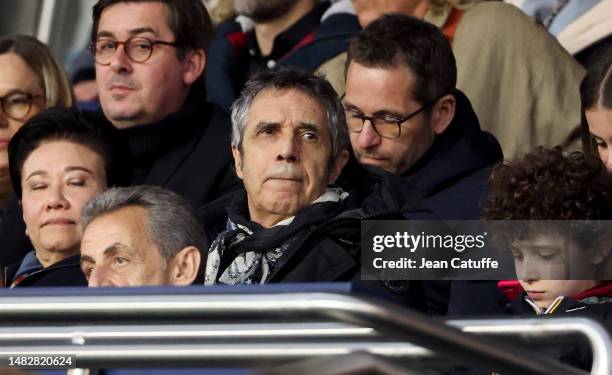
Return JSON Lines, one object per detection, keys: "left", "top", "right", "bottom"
{"left": 91, "top": 0, "right": 213, "bottom": 86}
{"left": 346, "top": 13, "right": 456, "bottom": 105}
{"left": 8, "top": 107, "right": 114, "bottom": 198}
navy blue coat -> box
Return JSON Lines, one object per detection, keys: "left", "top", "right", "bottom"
{"left": 4, "top": 254, "right": 87, "bottom": 287}
{"left": 400, "top": 89, "right": 502, "bottom": 219}
{"left": 400, "top": 90, "right": 506, "bottom": 316}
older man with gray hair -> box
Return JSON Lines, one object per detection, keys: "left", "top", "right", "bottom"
{"left": 199, "top": 67, "right": 428, "bottom": 285}
{"left": 80, "top": 185, "right": 205, "bottom": 287}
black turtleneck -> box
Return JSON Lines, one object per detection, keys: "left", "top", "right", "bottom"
{"left": 106, "top": 87, "right": 239, "bottom": 208}
{"left": 114, "top": 90, "right": 212, "bottom": 186}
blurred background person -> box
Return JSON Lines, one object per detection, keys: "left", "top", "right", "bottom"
{"left": 0, "top": 35, "right": 74, "bottom": 209}
{"left": 203, "top": 0, "right": 236, "bottom": 26}
{"left": 70, "top": 47, "right": 100, "bottom": 111}
{"left": 3, "top": 107, "right": 111, "bottom": 287}
{"left": 580, "top": 48, "right": 612, "bottom": 171}
{"left": 505, "top": 0, "right": 612, "bottom": 69}
{"left": 206, "top": 0, "right": 360, "bottom": 111}
{"left": 351, "top": 0, "right": 585, "bottom": 159}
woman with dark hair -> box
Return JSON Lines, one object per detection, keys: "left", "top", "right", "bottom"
{"left": 3, "top": 107, "right": 112, "bottom": 287}
{"left": 0, "top": 35, "right": 75, "bottom": 207}
{"left": 581, "top": 48, "right": 612, "bottom": 170}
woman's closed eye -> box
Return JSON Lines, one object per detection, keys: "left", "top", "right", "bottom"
{"left": 29, "top": 182, "right": 47, "bottom": 191}
{"left": 68, "top": 178, "right": 86, "bottom": 186}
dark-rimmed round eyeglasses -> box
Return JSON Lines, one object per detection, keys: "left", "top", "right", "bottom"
{"left": 0, "top": 92, "right": 45, "bottom": 121}
{"left": 90, "top": 36, "right": 179, "bottom": 65}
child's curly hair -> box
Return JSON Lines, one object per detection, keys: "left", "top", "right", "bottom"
{"left": 484, "top": 146, "right": 612, "bottom": 220}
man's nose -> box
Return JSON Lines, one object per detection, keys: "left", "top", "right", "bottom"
{"left": 88, "top": 266, "right": 114, "bottom": 287}
{"left": 276, "top": 134, "right": 298, "bottom": 162}
{"left": 109, "top": 44, "right": 133, "bottom": 74}
{"left": 356, "top": 120, "right": 381, "bottom": 149}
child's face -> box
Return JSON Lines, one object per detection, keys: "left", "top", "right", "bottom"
{"left": 518, "top": 280, "right": 597, "bottom": 308}
{"left": 511, "top": 232, "right": 598, "bottom": 280}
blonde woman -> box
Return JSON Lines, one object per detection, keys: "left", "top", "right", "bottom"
{"left": 0, "top": 35, "right": 75, "bottom": 207}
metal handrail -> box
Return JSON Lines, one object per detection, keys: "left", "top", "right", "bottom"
{"left": 0, "top": 342, "right": 433, "bottom": 366}
{"left": 448, "top": 318, "right": 612, "bottom": 375}
{"left": 0, "top": 323, "right": 376, "bottom": 343}
{"left": 0, "top": 290, "right": 591, "bottom": 375}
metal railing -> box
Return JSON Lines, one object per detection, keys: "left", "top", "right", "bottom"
{"left": 0, "top": 287, "right": 605, "bottom": 374}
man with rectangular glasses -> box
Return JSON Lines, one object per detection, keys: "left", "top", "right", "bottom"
{"left": 343, "top": 14, "right": 502, "bottom": 221}
{"left": 342, "top": 14, "right": 505, "bottom": 316}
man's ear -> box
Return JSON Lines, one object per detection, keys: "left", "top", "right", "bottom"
{"left": 589, "top": 233, "right": 612, "bottom": 266}
{"left": 182, "top": 49, "right": 206, "bottom": 86}
{"left": 170, "top": 246, "right": 202, "bottom": 286}
{"left": 328, "top": 149, "right": 350, "bottom": 184}
{"left": 430, "top": 94, "right": 455, "bottom": 135}
{"left": 231, "top": 144, "right": 244, "bottom": 179}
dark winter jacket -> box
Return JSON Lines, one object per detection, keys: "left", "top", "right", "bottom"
{"left": 4, "top": 253, "right": 86, "bottom": 287}
{"left": 403, "top": 89, "right": 506, "bottom": 316}
{"left": 506, "top": 282, "right": 612, "bottom": 320}
{"left": 400, "top": 89, "right": 502, "bottom": 219}
{"left": 0, "top": 195, "right": 29, "bottom": 268}
{"left": 205, "top": 1, "right": 360, "bottom": 111}
{"left": 198, "top": 167, "right": 431, "bottom": 308}
{"left": 504, "top": 283, "right": 612, "bottom": 371}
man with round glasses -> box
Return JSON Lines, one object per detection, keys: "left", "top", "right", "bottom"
{"left": 90, "top": 0, "right": 238, "bottom": 208}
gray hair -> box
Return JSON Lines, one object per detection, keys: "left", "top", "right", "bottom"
{"left": 230, "top": 67, "right": 349, "bottom": 160}
{"left": 80, "top": 185, "right": 206, "bottom": 260}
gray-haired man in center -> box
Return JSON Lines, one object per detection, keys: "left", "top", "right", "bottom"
{"left": 80, "top": 185, "right": 206, "bottom": 287}
{"left": 198, "top": 67, "right": 428, "bottom": 286}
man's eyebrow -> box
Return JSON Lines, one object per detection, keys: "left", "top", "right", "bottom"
{"left": 254, "top": 121, "right": 280, "bottom": 131}
{"left": 341, "top": 101, "right": 404, "bottom": 118}
{"left": 103, "top": 243, "right": 131, "bottom": 257}
{"left": 342, "top": 100, "right": 360, "bottom": 110}
{"left": 297, "top": 123, "right": 320, "bottom": 133}
{"left": 81, "top": 243, "right": 131, "bottom": 263}
{"left": 371, "top": 109, "right": 406, "bottom": 119}
{"left": 128, "top": 27, "right": 158, "bottom": 36}
{"left": 96, "top": 27, "right": 158, "bottom": 39}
